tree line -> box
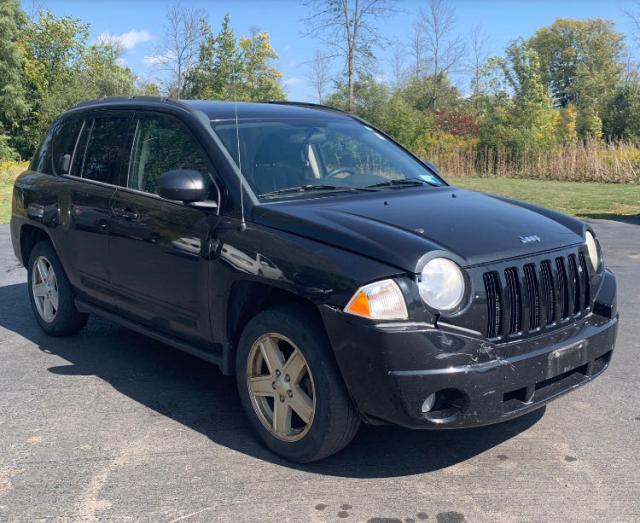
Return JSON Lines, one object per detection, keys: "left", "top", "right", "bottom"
{"left": 2, "top": 0, "right": 640, "bottom": 183}
{"left": 0, "top": 1, "right": 284, "bottom": 161}
{"left": 307, "top": 0, "right": 640, "bottom": 181}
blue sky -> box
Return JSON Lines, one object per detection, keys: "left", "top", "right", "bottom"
{"left": 23, "top": 0, "right": 640, "bottom": 101}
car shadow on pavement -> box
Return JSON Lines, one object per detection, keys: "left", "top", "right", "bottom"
{"left": 0, "top": 282, "right": 544, "bottom": 478}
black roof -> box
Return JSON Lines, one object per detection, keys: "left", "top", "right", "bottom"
{"left": 69, "top": 96, "right": 352, "bottom": 121}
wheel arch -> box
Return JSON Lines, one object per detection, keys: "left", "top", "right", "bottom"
{"left": 222, "top": 280, "right": 328, "bottom": 375}
{"left": 20, "top": 223, "right": 53, "bottom": 266}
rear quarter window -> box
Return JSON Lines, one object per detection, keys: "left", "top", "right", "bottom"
{"left": 31, "top": 117, "right": 83, "bottom": 175}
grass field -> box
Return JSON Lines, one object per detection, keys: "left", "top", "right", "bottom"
{"left": 0, "top": 161, "right": 638, "bottom": 223}
{"left": 448, "top": 176, "right": 640, "bottom": 220}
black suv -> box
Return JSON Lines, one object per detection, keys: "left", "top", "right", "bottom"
{"left": 11, "top": 97, "right": 618, "bottom": 462}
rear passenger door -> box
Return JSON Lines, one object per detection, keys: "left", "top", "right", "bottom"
{"left": 66, "top": 110, "right": 134, "bottom": 306}
{"left": 108, "top": 111, "right": 216, "bottom": 345}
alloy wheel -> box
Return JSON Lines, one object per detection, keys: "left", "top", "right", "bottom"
{"left": 246, "top": 333, "right": 316, "bottom": 442}
{"left": 31, "top": 256, "right": 59, "bottom": 323}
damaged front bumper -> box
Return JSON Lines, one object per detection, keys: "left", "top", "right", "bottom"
{"left": 320, "top": 270, "right": 618, "bottom": 429}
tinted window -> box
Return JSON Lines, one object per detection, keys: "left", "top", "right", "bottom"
{"left": 70, "top": 120, "right": 90, "bottom": 177}
{"left": 32, "top": 118, "right": 83, "bottom": 175}
{"left": 128, "top": 113, "right": 210, "bottom": 194}
{"left": 31, "top": 131, "right": 53, "bottom": 174}
{"left": 52, "top": 118, "right": 83, "bottom": 175}
{"left": 81, "top": 113, "right": 132, "bottom": 185}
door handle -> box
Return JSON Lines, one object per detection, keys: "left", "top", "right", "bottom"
{"left": 112, "top": 207, "right": 139, "bottom": 221}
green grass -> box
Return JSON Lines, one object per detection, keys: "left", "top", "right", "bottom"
{"left": 449, "top": 176, "right": 640, "bottom": 220}
{"left": 1, "top": 163, "right": 638, "bottom": 223}
{"left": 0, "top": 161, "right": 27, "bottom": 224}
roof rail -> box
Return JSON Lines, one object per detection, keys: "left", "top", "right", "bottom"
{"left": 266, "top": 100, "right": 351, "bottom": 116}
{"left": 70, "top": 95, "right": 192, "bottom": 111}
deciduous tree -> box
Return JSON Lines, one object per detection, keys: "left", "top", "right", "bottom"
{"left": 415, "top": 0, "right": 465, "bottom": 110}
{"left": 152, "top": 3, "right": 208, "bottom": 98}
{"left": 303, "top": 0, "right": 395, "bottom": 111}
{"left": 184, "top": 15, "right": 284, "bottom": 101}
{"left": 16, "top": 10, "right": 89, "bottom": 154}
{"left": 0, "top": 0, "right": 28, "bottom": 159}
{"left": 308, "top": 49, "right": 332, "bottom": 103}
{"left": 527, "top": 18, "right": 624, "bottom": 139}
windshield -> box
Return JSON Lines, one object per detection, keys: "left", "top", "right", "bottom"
{"left": 211, "top": 117, "right": 444, "bottom": 200}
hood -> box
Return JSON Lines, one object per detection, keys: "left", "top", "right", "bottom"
{"left": 254, "top": 186, "right": 586, "bottom": 273}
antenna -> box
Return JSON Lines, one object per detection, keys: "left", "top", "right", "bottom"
{"left": 233, "top": 101, "right": 247, "bottom": 232}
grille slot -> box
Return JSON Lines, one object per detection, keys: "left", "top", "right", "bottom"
{"left": 483, "top": 271, "right": 502, "bottom": 338}
{"left": 504, "top": 267, "right": 522, "bottom": 334}
{"left": 567, "top": 254, "right": 580, "bottom": 315}
{"left": 556, "top": 257, "right": 569, "bottom": 319}
{"left": 483, "top": 249, "right": 592, "bottom": 340}
{"left": 523, "top": 263, "right": 540, "bottom": 330}
{"left": 540, "top": 260, "right": 556, "bottom": 324}
{"left": 579, "top": 252, "right": 591, "bottom": 309}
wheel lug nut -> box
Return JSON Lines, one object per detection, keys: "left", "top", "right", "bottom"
{"left": 287, "top": 390, "right": 293, "bottom": 398}
{"left": 272, "top": 382, "right": 276, "bottom": 389}
{"left": 275, "top": 370, "right": 281, "bottom": 376}
{"left": 280, "top": 395, "right": 285, "bottom": 402}
{"left": 285, "top": 374, "right": 290, "bottom": 382}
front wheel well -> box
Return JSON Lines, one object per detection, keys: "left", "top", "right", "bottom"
{"left": 225, "top": 281, "right": 326, "bottom": 370}
{"left": 20, "top": 225, "right": 51, "bottom": 266}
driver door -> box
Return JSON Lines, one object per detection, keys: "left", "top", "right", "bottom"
{"left": 108, "top": 111, "right": 217, "bottom": 345}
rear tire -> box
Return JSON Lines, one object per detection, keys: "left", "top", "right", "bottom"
{"left": 236, "top": 305, "right": 361, "bottom": 463}
{"left": 27, "top": 240, "right": 88, "bottom": 336}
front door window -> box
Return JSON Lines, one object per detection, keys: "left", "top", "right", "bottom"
{"left": 128, "top": 114, "right": 211, "bottom": 194}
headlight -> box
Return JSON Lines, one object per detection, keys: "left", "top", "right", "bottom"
{"left": 585, "top": 231, "right": 600, "bottom": 271}
{"left": 418, "top": 258, "right": 465, "bottom": 312}
{"left": 344, "top": 279, "right": 408, "bottom": 320}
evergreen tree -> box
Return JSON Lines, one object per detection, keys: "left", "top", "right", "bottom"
{"left": 185, "top": 14, "right": 284, "bottom": 101}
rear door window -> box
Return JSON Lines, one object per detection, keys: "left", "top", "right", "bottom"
{"left": 80, "top": 112, "right": 133, "bottom": 185}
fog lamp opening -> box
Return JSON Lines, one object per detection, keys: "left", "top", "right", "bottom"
{"left": 422, "top": 388, "right": 468, "bottom": 423}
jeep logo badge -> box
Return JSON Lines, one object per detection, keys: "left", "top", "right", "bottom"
{"left": 520, "top": 235, "right": 541, "bottom": 244}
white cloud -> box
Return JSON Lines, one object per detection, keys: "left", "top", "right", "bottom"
{"left": 283, "top": 77, "right": 302, "bottom": 87}
{"left": 98, "top": 29, "right": 153, "bottom": 50}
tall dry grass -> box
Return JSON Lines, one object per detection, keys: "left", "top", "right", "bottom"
{"left": 0, "top": 160, "right": 29, "bottom": 223}
{"left": 426, "top": 141, "right": 640, "bottom": 183}
{"left": 0, "top": 160, "right": 28, "bottom": 185}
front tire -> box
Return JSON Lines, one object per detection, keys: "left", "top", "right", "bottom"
{"left": 236, "top": 305, "right": 361, "bottom": 463}
{"left": 27, "top": 240, "right": 88, "bottom": 336}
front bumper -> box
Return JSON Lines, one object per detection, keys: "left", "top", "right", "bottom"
{"left": 320, "top": 270, "right": 618, "bottom": 429}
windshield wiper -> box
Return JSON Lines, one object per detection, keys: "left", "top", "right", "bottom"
{"left": 366, "top": 178, "right": 437, "bottom": 189}
{"left": 259, "top": 184, "right": 370, "bottom": 198}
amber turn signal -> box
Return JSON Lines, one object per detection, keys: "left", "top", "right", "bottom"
{"left": 344, "top": 279, "right": 408, "bottom": 320}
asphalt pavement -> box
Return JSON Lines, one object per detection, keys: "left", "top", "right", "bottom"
{"left": 0, "top": 218, "right": 638, "bottom": 522}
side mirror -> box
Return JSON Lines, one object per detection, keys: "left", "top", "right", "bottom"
{"left": 157, "top": 169, "right": 210, "bottom": 204}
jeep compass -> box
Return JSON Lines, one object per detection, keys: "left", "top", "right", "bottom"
{"left": 10, "top": 97, "right": 618, "bottom": 462}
